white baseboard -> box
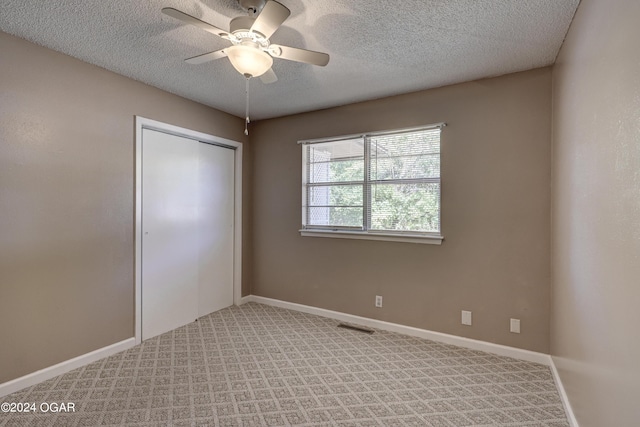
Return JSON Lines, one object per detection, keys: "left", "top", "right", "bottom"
{"left": 239, "top": 295, "right": 253, "bottom": 305}
{"left": 244, "top": 295, "right": 550, "bottom": 365}
{"left": 0, "top": 337, "right": 136, "bottom": 398}
{"left": 550, "top": 356, "right": 579, "bottom": 427}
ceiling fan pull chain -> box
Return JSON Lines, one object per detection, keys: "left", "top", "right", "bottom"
{"left": 244, "top": 75, "right": 251, "bottom": 135}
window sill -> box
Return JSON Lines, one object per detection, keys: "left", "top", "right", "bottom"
{"left": 299, "top": 229, "right": 443, "bottom": 245}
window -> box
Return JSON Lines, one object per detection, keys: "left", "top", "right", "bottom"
{"left": 300, "top": 124, "right": 444, "bottom": 244}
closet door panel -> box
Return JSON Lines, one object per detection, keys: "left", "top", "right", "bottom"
{"left": 141, "top": 129, "right": 199, "bottom": 340}
{"left": 197, "top": 142, "right": 235, "bottom": 317}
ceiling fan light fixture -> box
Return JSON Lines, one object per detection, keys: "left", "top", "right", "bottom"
{"left": 226, "top": 45, "right": 273, "bottom": 78}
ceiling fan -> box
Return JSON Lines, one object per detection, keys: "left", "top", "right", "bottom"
{"left": 162, "top": 0, "right": 330, "bottom": 84}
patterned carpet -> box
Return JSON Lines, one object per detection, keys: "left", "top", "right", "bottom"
{"left": 1, "top": 303, "right": 569, "bottom": 426}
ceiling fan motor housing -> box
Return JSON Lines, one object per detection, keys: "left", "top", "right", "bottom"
{"left": 230, "top": 16, "right": 258, "bottom": 34}
{"left": 229, "top": 16, "right": 271, "bottom": 50}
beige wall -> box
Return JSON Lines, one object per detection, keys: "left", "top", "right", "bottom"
{"left": 551, "top": 0, "right": 640, "bottom": 425}
{"left": 251, "top": 68, "right": 552, "bottom": 353}
{"left": 0, "top": 31, "right": 251, "bottom": 383}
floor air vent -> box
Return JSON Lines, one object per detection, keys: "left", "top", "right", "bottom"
{"left": 337, "top": 323, "right": 374, "bottom": 334}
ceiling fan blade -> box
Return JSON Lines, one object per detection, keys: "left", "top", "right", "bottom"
{"left": 250, "top": 1, "right": 290, "bottom": 39}
{"left": 185, "top": 49, "right": 228, "bottom": 65}
{"left": 259, "top": 68, "right": 278, "bottom": 84}
{"left": 162, "top": 7, "right": 229, "bottom": 39}
{"left": 270, "top": 45, "right": 330, "bottom": 66}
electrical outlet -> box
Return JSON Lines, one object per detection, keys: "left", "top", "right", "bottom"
{"left": 375, "top": 295, "right": 383, "bottom": 308}
{"left": 461, "top": 310, "right": 472, "bottom": 326}
{"left": 510, "top": 318, "right": 521, "bottom": 333}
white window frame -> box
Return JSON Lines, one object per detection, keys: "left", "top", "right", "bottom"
{"left": 299, "top": 123, "right": 445, "bottom": 245}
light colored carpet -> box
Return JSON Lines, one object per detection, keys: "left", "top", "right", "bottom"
{"left": 1, "top": 303, "right": 569, "bottom": 426}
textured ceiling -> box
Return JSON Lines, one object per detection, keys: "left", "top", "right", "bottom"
{"left": 0, "top": 0, "right": 579, "bottom": 120}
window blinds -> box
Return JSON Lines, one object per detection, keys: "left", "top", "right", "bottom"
{"left": 368, "top": 129, "right": 441, "bottom": 233}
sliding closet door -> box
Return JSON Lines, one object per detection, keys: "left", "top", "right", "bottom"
{"left": 141, "top": 129, "right": 199, "bottom": 340}
{"left": 141, "top": 128, "right": 236, "bottom": 341}
{"left": 197, "top": 143, "right": 235, "bottom": 316}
